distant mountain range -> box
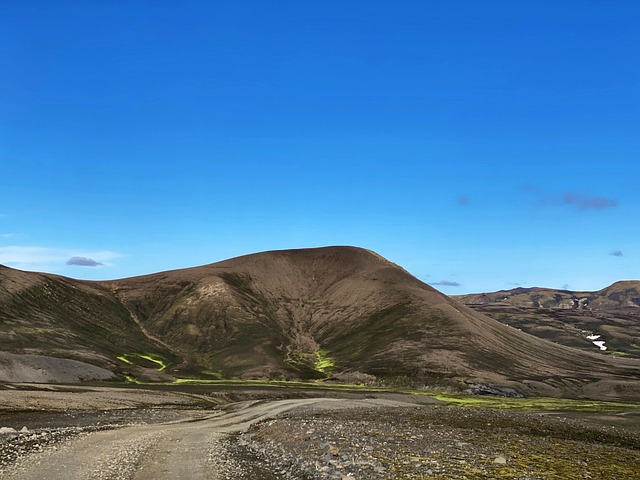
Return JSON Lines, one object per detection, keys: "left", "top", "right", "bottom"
{"left": 455, "top": 282, "right": 640, "bottom": 365}
{"left": 1, "top": 247, "right": 639, "bottom": 401}
{"left": 455, "top": 282, "right": 640, "bottom": 309}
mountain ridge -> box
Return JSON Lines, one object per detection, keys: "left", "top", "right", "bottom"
{"left": 455, "top": 281, "right": 640, "bottom": 310}
{"left": 1, "top": 247, "right": 639, "bottom": 400}
{"left": 455, "top": 282, "right": 640, "bottom": 365}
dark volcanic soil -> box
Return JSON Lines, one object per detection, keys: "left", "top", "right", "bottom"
{"left": 1, "top": 388, "right": 639, "bottom": 479}
{"left": 4, "top": 248, "right": 640, "bottom": 401}
{"left": 238, "top": 405, "right": 640, "bottom": 479}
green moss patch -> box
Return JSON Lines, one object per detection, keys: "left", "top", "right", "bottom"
{"left": 432, "top": 392, "right": 640, "bottom": 413}
{"left": 117, "top": 353, "right": 171, "bottom": 371}
{"left": 314, "top": 349, "right": 335, "bottom": 375}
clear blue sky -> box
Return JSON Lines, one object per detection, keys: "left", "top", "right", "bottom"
{"left": 1, "top": 1, "right": 638, "bottom": 294}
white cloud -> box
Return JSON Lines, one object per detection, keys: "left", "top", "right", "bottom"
{"left": 1, "top": 233, "right": 17, "bottom": 238}
{"left": 67, "top": 256, "right": 103, "bottom": 267}
{"left": 522, "top": 185, "right": 619, "bottom": 211}
{"left": 430, "top": 280, "right": 462, "bottom": 287}
{"left": 0, "top": 246, "right": 121, "bottom": 272}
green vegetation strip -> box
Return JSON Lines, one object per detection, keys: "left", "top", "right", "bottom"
{"left": 432, "top": 392, "right": 640, "bottom": 412}
{"left": 117, "top": 353, "right": 170, "bottom": 371}
{"left": 170, "top": 378, "right": 380, "bottom": 390}
{"left": 138, "top": 354, "right": 168, "bottom": 370}
{"left": 116, "top": 355, "right": 134, "bottom": 365}
{"left": 110, "top": 376, "right": 640, "bottom": 413}
{"left": 314, "top": 349, "right": 335, "bottom": 375}
{"left": 112, "top": 360, "right": 640, "bottom": 413}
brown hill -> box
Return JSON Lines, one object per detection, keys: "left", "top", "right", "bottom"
{"left": 454, "top": 283, "right": 640, "bottom": 361}
{"left": 1, "top": 248, "right": 639, "bottom": 400}
{"left": 455, "top": 281, "right": 640, "bottom": 310}
{"left": 0, "top": 264, "right": 171, "bottom": 381}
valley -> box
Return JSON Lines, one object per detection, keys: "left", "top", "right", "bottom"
{"left": 2, "top": 247, "right": 639, "bottom": 401}
{"left": 0, "top": 383, "right": 639, "bottom": 479}
{"left": 1, "top": 247, "right": 640, "bottom": 478}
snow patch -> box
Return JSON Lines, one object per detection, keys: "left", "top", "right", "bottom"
{"left": 592, "top": 341, "right": 607, "bottom": 351}
{"left": 584, "top": 333, "right": 607, "bottom": 351}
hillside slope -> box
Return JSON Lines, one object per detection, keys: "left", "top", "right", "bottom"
{"left": 0, "top": 264, "right": 173, "bottom": 381}
{"left": 455, "top": 282, "right": 640, "bottom": 309}
{"left": 454, "top": 283, "right": 640, "bottom": 362}
{"left": 106, "top": 247, "right": 640, "bottom": 399}
{"left": 1, "top": 248, "right": 639, "bottom": 400}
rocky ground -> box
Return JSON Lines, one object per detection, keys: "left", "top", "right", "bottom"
{"left": 0, "top": 408, "right": 198, "bottom": 471}
{"left": 0, "top": 388, "right": 639, "bottom": 479}
{"left": 235, "top": 405, "right": 640, "bottom": 480}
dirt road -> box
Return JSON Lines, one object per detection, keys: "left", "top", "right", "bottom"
{"left": 1, "top": 398, "right": 344, "bottom": 480}
{"left": 3, "top": 393, "right": 639, "bottom": 479}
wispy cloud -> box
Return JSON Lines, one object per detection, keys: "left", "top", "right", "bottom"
{"left": 430, "top": 280, "right": 461, "bottom": 287}
{"left": 66, "top": 256, "right": 103, "bottom": 267}
{"left": 610, "top": 250, "right": 624, "bottom": 257}
{"left": 1, "top": 233, "right": 17, "bottom": 238}
{"left": 562, "top": 192, "right": 617, "bottom": 210}
{"left": 521, "top": 184, "right": 544, "bottom": 195}
{"left": 522, "top": 185, "right": 618, "bottom": 211}
{"left": 0, "top": 246, "right": 120, "bottom": 272}
{"left": 457, "top": 195, "right": 469, "bottom": 206}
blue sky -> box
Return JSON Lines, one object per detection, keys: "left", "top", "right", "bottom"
{"left": 1, "top": 1, "right": 638, "bottom": 294}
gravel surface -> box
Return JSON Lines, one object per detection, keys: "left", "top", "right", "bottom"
{"left": 1, "top": 397, "right": 639, "bottom": 479}
{"left": 0, "top": 408, "right": 203, "bottom": 476}
{"left": 239, "top": 405, "right": 640, "bottom": 479}
{"left": 0, "top": 399, "right": 364, "bottom": 479}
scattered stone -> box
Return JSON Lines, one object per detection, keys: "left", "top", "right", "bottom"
{"left": 3, "top": 400, "right": 639, "bottom": 479}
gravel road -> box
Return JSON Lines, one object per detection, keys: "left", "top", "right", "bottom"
{"left": 2, "top": 393, "right": 638, "bottom": 479}
{"left": 0, "top": 398, "right": 382, "bottom": 479}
